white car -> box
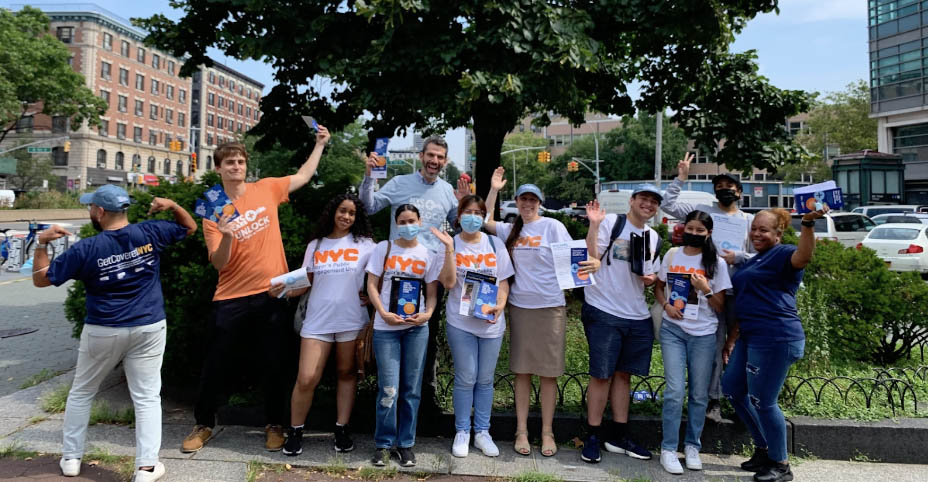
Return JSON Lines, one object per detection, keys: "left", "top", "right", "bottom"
{"left": 860, "top": 223, "right": 928, "bottom": 276}
{"left": 500, "top": 200, "right": 547, "bottom": 223}
{"left": 870, "top": 213, "right": 928, "bottom": 225}
{"left": 789, "top": 213, "right": 876, "bottom": 248}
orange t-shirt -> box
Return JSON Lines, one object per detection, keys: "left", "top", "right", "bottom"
{"left": 203, "top": 177, "right": 291, "bottom": 301}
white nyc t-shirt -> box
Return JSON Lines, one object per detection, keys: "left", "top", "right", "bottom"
{"left": 445, "top": 233, "right": 515, "bottom": 338}
{"left": 299, "top": 235, "right": 376, "bottom": 335}
{"left": 366, "top": 240, "right": 443, "bottom": 331}
{"left": 495, "top": 217, "right": 572, "bottom": 309}
{"left": 657, "top": 249, "right": 732, "bottom": 336}
{"left": 583, "top": 214, "right": 661, "bottom": 320}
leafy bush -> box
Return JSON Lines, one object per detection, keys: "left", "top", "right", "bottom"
{"left": 13, "top": 190, "right": 82, "bottom": 209}
{"left": 542, "top": 211, "right": 588, "bottom": 240}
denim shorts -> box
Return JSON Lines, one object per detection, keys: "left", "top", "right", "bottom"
{"left": 581, "top": 302, "right": 654, "bottom": 379}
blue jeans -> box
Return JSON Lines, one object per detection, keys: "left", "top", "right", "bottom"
{"left": 721, "top": 338, "right": 804, "bottom": 462}
{"left": 660, "top": 320, "right": 716, "bottom": 452}
{"left": 446, "top": 324, "right": 503, "bottom": 432}
{"left": 373, "top": 326, "right": 429, "bottom": 449}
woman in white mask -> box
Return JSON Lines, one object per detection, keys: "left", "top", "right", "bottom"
{"left": 445, "top": 195, "right": 514, "bottom": 458}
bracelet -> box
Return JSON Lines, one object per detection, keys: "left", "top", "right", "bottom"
{"left": 801, "top": 219, "right": 815, "bottom": 228}
{"left": 37, "top": 243, "right": 48, "bottom": 248}
{"left": 32, "top": 266, "right": 49, "bottom": 274}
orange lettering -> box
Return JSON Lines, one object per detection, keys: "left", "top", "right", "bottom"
{"left": 485, "top": 253, "right": 497, "bottom": 267}
{"left": 345, "top": 249, "right": 359, "bottom": 261}
{"left": 314, "top": 251, "right": 329, "bottom": 264}
{"left": 668, "top": 265, "right": 706, "bottom": 276}
{"left": 412, "top": 260, "right": 426, "bottom": 275}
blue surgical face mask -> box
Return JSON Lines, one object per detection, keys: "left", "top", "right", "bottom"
{"left": 396, "top": 223, "right": 420, "bottom": 240}
{"left": 460, "top": 214, "right": 483, "bottom": 233}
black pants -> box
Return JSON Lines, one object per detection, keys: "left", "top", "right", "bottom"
{"left": 194, "top": 292, "right": 289, "bottom": 427}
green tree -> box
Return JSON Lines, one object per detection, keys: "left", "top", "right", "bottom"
{"left": 441, "top": 161, "right": 461, "bottom": 184}
{"left": 797, "top": 80, "right": 877, "bottom": 159}
{"left": 0, "top": 7, "right": 107, "bottom": 143}
{"left": 602, "top": 112, "right": 688, "bottom": 181}
{"left": 6, "top": 147, "right": 56, "bottom": 191}
{"left": 497, "top": 132, "right": 553, "bottom": 200}
{"left": 137, "top": 1, "right": 810, "bottom": 198}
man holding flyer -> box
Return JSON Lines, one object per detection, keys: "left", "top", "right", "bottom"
{"left": 659, "top": 153, "right": 755, "bottom": 423}
{"left": 182, "top": 126, "right": 330, "bottom": 453}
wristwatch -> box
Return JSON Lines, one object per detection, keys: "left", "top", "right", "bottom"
{"left": 705, "top": 291, "right": 714, "bottom": 299}
{"left": 801, "top": 219, "right": 815, "bottom": 228}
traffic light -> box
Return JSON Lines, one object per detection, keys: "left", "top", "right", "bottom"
{"left": 190, "top": 152, "right": 197, "bottom": 172}
{"left": 543, "top": 151, "right": 551, "bottom": 163}
{"left": 537, "top": 152, "right": 545, "bottom": 163}
{"left": 63, "top": 141, "right": 70, "bottom": 152}
{"left": 567, "top": 161, "right": 579, "bottom": 172}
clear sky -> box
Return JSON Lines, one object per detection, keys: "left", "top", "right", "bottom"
{"left": 4, "top": 0, "right": 870, "bottom": 168}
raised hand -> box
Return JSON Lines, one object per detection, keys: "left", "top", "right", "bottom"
{"left": 490, "top": 166, "right": 507, "bottom": 192}
{"left": 585, "top": 200, "right": 606, "bottom": 225}
{"left": 148, "top": 197, "right": 176, "bottom": 215}
{"left": 216, "top": 213, "right": 236, "bottom": 237}
{"left": 455, "top": 177, "right": 470, "bottom": 201}
{"left": 364, "top": 152, "right": 378, "bottom": 176}
{"left": 315, "top": 125, "right": 331, "bottom": 146}
{"left": 430, "top": 227, "right": 453, "bottom": 249}
{"left": 677, "top": 152, "right": 694, "bottom": 181}
{"left": 38, "top": 225, "right": 72, "bottom": 245}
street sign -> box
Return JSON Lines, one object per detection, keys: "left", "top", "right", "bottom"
{"left": 27, "top": 147, "right": 52, "bottom": 153}
{"left": 387, "top": 159, "right": 407, "bottom": 166}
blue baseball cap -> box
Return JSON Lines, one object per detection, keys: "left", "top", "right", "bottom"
{"left": 631, "top": 183, "right": 663, "bottom": 204}
{"left": 80, "top": 184, "right": 132, "bottom": 212}
{"left": 514, "top": 184, "right": 545, "bottom": 203}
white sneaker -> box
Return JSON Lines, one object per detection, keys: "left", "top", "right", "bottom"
{"left": 134, "top": 462, "right": 166, "bottom": 482}
{"left": 684, "top": 445, "right": 702, "bottom": 470}
{"left": 660, "top": 450, "right": 684, "bottom": 475}
{"left": 473, "top": 430, "right": 500, "bottom": 457}
{"left": 59, "top": 457, "right": 81, "bottom": 477}
{"left": 451, "top": 431, "right": 470, "bottom": 458}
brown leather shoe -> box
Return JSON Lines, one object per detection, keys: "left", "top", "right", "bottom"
{"left": 181, "top": 425, "right": 212, "bottom": 453}
{"left": 265, "top": 425, "right": 285, "bottom": 451}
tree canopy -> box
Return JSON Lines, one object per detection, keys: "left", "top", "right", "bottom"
{"left": 0, "top": 6, "right": 107, "bottom": 143}
{"left": 137, "top": 0, "right": 810, "bottom": 196}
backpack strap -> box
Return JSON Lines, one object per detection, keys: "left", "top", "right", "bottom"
{"left": 307, "top": 237, "right": 323, "bottom": 285}
{"left": 486, "top": 233, "right": 498, "bottom": 254}
{"left": 601, "top": 214, "right": 627, "bottom": 265}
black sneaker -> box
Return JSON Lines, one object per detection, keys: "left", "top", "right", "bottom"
{"left": 604, "top": 437, "right": 652, "bottom": 460}
{"left": 580, "top": 434, "right": 601, "bottom": 463}
{"left": 395, "top": 447, "right": 416, "bottom": 467}
{"left": 371, "top": 448, "right": 390, "bottom": 466}
{"left": 753, "top": 462, "right": 793, "bottom": 482}
{"left": 334, "top": 424, "right": 354, "bottom": 452}
{"left": 282, "top": 426, "right": 303, "bottom": 456}
{"left": 741, "top": 447, "right": 774, "bottom": 472}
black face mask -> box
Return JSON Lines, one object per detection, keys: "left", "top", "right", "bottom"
{"left": 715, "top": 188, "right": 739, "bottom": 206}
{"left": 682, "top": 232, "right": 707, "bottom": 248}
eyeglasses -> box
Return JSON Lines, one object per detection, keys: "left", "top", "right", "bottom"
{"left": 462, "top": 209, "right": 485, "bottom": 216}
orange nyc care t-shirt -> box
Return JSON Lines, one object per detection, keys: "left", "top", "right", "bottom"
{"left": 203, "top": 177, "right": 290, "bottom": 301}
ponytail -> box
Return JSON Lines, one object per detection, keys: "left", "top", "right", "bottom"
{"left": 504, "top": 216, "right": 525, "bottom": 269}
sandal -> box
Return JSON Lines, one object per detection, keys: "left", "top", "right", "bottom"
{"left": 541, "top": 431, "right": 557, "bottom": 457}
{"left": 513, "top": 430, "right": 531, "bottom": 456}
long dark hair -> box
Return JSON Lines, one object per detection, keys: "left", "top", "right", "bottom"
{"left": 311, "top": 193, "right": 374, "bottom": 242}
{"left": 684, "top": 210, "right": 718, "bottom": 279}
{"left": 457, "top": 194, "right": 487, "bottom": 229}
{"left": 394, "top": 203, "right": 420, "bottom": 221}
{"left": 504, "top": 216, "right": 524, "bottom": 259}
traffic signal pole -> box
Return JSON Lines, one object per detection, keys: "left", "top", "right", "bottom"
{"left": 0, "top": 136, "right": 70, "bottom": 156}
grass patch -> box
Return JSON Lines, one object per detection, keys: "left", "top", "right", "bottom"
{"left": 27, "top": 414, "right": 48, "bottom": 425}
{"left": 248, "top": 461, "right": 287, "bottom": 482}
{"left": 0, "top": 442, "right": 39, "bottom": 459}
{"left": 89, "top": 401, "right": 134, "bottom": 426}
{"left": 40, "top": 383, "right": 70, "bottom": 414}
{"left": 321, "top": 455, "right": 349, "bottom": 476}
{"left": 851, "top": 451, "right": 881, "bottom": 463}
{"left": 358, "top": 466, "right": 399, "bottom": 480}
{"left": 85, "top": 447, "right": 134, "bottom": 480}
{"left": 18, "top": 368, "right": 63, "bottom": 390}
{"left": 509, "top": 471, "right": 564, "bottom": 482}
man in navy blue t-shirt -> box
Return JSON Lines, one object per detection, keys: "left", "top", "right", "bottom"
{"left": 32, "top": 184, "right": 196, "bottom": 482}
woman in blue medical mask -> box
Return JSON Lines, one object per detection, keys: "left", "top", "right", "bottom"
{"left": 445, "top": 195, "right": 515, "bottom": 458}
{"left": 365, "top": 204, "right": 455, "bottom": 467}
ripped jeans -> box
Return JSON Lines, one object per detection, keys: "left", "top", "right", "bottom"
{"left": 721, "top": 338, "right": 804, "bottom": 462}
{"left": 372, "top": 326, "right": 429, "bottom": 449}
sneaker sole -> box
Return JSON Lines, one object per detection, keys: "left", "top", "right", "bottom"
{"left": 334, "top": 445, "right": 355, "bottom": 453}
{"left": 604, "top": 442, "right": 651, "bottom": 460}
{"left": 282, "top": 448, "right": 302, "bottom": 456}
{"left": 580, "top": 454, "right": 601, "bottom": 463}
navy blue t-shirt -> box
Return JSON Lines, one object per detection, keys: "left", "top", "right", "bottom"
{"left": 47, "top": 220, "right": 188, "bottom": 327}
{"left": 731, "top": 243, "right": 805, "bottom": 343}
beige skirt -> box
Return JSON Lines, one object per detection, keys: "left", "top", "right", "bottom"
{"left": 508, "top": 304, "right": 567, "bottom": 377}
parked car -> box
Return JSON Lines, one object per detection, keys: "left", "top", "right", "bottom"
{"left": 789, "top": 213, "right": 876, "bottom": 248}
{"left": 500, "top": 200, "right": 547, "bottom": 223}
{"left": 860, "top": 223, "right": 928, "bottom": 276}
{"left": 851, "top": 205, "right": 919, "bottom": 218}
{"left": 596, "top": 189, "right": 716, "bottom": 226}
{"left": 870, "top": 213, "right": 928, "bottom": 225}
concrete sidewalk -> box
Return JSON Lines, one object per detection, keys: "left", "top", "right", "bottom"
{"left": 2, "top": 371, "right": 928, "bottom": 482}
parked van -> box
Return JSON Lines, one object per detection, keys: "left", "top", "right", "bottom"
{"left": 0, "top": 190, "right": 14, "bottom": 208}
{"left": 596, "top": 189, "right": 717, "bottom": 225}
{"left": 852, "top": 205, "right": 919, "bottom": 217}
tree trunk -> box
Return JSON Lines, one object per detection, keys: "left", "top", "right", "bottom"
{"left": 472, "top": 108, "right": 512, "bottom": 216}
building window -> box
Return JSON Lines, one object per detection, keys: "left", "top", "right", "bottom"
{"left": 149, "top": 131, "right": 157, "bottom": 145}
{"left": 207, "top": 133, "right": 213, "bottom": 146}
{"left": 52, "top": 116, "right": 68, "bottom": 133}
{"left": 137, "top": 47, "right": 145, "bottom": 63}
{"left": 207, "top": 113, "right": 214, "bottom": 127}
{"left": 116, "top": 123, "right": 126, "bottom": 140}
{"left": 15, "top": 116, "right": 34, "bottom": 133}
{"left": 152, "top": 54, "right": 160, "bottom": 70}
{"left": 218, "top": 96, "right": 224, "bottom": 108}
{"left": 151, "top": 79, "right": 159, "bottom": 95}
{"left": 118, "top": 68, "right": 128, "bottom": 86}
{"left": 164, "top": 159, "right": 171, "bottom": 175}
{"left": 254, "top": 109, "right": 259, "bottom": 121}
{"left": 229, "top": 80, "right": 235, "bottom": 92}
{"left": 131, "top": 154, "right": 141, "bottom": 170}
{"left": 208, "top": 71, "right": 215, "bottom": 84}
{"left": 208, "top": 93, "right": 215, "bottom": 106}
{"left": 117, "top": 95, "right": 127, "bottom": 113}
{"left": 57, "top": 27, "right": 74, "bottom": 43}
{"left": 120, "top": 40, "right": 130, "bottom": 57}
{"left": 237, "top": 122, "right": 242, "bottom": 132}
{"left": 218, "top": 117, "right": 224, "bottom": 129}
{"left": 135, "top": 73, "right": 144, "bottom": 91}
{"left": 166, "top": 85, "right": 174, "bottom": 100}
{"left": 246, "top": 107, "right": 251, "bottom": 118}
{"left": 115, "top": 152, "right": 125, "bottom": 170}
{"left": 229, "top": 101, "right": 234, "bottom": 113}
{"left": 238, "top": 103, "right": 243, "bottom": 115}
{"left": 99, "top": 89, "right": 110, "bottom": 106}
{"left": 99, "top": 119, "right": 109, "bottom": 137}
{"left": 150, "top": 104, "right": 158, "bottom": 120}
{"left": 166, "top": 109, "right": 174, "bottom": 125}
{"left": 238, "top": 84, "right": 243, "bottom": 95}
{"left": 68, "top": 55, "right": 74, "bottom": 67}
{"left": 178, "top": 112, "right": 186, "bottom": 128}
{"left": 219, "top": 75, "right": 225, "bottom": 87}
{"left": 206, "top": 155, "right": 212, "bottom": 170}
{"left": 176, "top": 160, "right": 184, "bottom": 176}
{"left": 96, "top": 149, "right": 107, "bottom": 168}
{"left": 101, "top": 61, "right": 111, "bottom": 80}
{"left": 147, "top": 156, "right": 155, "bottom": 172}
{"left": 753, "top": 173, "right": 765, "bottom": 181}
{"left": 102, "top": 33, "right": 112, "bottom": 51}
{"left": 134, "top": 99, "right": 143, "bottom": 116}
{"left": 179, "top": 89, "right": 186, "bottom": 103}
{"left": 164, "top": 135, "right": 172, "bottom": 149}
{"left": 133, "top": 126, "right": 142, "bottom": 143}
{"left": 167, "top": 60, "right": 175, "bottom": 75}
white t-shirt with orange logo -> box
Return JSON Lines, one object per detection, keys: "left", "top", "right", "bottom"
{"left": 495, "top": 217, "right": 572, "bottom": 309}
{"left": 299, "top": 235, "right": 377, "bottom": 335}
{"left": 366, "top": 240, "right": 443, "bottom": 331}
{"left": 446, "top": 233, "right": 515, "bottom": 338}
{"left": 657, "top": 250, "right": 731, "bottom": 336}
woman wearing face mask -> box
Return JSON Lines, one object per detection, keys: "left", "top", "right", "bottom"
{"left": 365, "top": 204, "right": 456, "bottom": 468}
{"left": 653, "top": 210, "right": 731, "bottom": 475}
{"left": 484, "top": 168, "right": 600, "bottom": 457}
{"left": 446, "top": 195, "right": 514, "bottom": 458}
{"left": 721, "top": 207, "right": 826, "bottom": 482}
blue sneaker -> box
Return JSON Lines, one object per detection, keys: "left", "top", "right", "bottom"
{"left": 604, "top": 437, "right": 652, "bottom": 460}
{"left": 580, "top": 434, "right": 601, "bottom": 463}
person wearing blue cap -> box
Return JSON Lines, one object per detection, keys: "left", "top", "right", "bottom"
{"left": 31, "top": 184, "right": 196, "bottom": 482}
{"left": 579, "top": 184, "right": 662, "bottom": 464}
{"left": 484, "top": 167, "right": 599, "bottom": 457}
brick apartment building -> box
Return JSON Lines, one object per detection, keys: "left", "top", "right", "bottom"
{"left": 191, "top": 63, "right": 263, "bottom": 173}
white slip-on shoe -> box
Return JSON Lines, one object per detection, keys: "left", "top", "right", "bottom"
{"left": 451, "top": 431, "right": 470, "bottom": 458}
{"left": 134, "top": 461, "right": 166, "bottom": 482}
{"left": 59, "top": 457, "right": 81, "bottom": 477}
{"left": 660, "top": 450, "right": 684, "bottom": 475}
{"left": 474, "top": 430, "right": 500, "bottom": 457}
{"left": 684, "top": 444, "right": 703, "bottom": 470}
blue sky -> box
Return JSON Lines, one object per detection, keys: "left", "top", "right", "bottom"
{"left": 5, "top": 1, "right": 870, "bottom": 167}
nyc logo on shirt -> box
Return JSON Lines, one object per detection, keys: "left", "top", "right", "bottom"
{"left": 668, "top": 264, "right": 706, "bottom": 276}
{"left": 386, "top": 255, "right": 426, "bottom": 275}
{"left": 513, "top": 236, "right": 542, "bottom": 248}
{"left": 314, "top": 248, "right": 361, "bottom": 275}
{"left": 456, "top": 252, "right": 497, "bottom": 269}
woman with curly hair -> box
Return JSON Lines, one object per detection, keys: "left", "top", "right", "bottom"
{"left": 278, "top": 193, "right": 376, "bottom": 457}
